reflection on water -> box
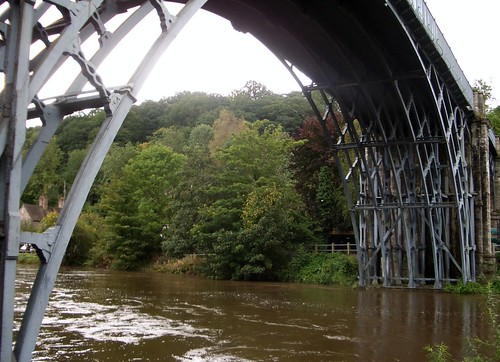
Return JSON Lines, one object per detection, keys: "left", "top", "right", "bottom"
{"left": 15, "top": 265, "right": 490, "bottom": 361}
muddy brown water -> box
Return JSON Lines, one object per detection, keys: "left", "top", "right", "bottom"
{"left": 14, "top": 265, "right": 491, "bottom": 361}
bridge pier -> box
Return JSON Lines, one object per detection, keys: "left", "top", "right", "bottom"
{"left": 471, "top": 91, "right": 497, "bottom": 279}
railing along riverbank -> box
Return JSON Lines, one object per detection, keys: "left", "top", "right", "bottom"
{"left": 314, "top": 243, "right": 356, "bottom": 255}
{"left": 315, "top": 243, "right": 500, "bottom": 256}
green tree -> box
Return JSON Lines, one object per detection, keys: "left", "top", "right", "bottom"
{"left": 100, "top": 144, "right": 186, "bottom": 270}
{"left": 149, "top": 126, "right": 188, "bottom": 153}
{"left": 117, "top": 100, "right": 168, "bottom": 144}
{"left": 56, "top": 110, "right": 103, "bottom": 156}
{"left": 161, "top": 145, "right": 217, "bottom": 257}
{"left": 188, "top": 124, "right": 213, "bottom": 148}
{"left": 100, "top": 143, "right": 138, "bottom": 183}
{"left": 192, "top": 120, "right": 317, "bottom": 280}
{"left": 160, "top": 91, "right": 229, "bottom": 128}
{"left": 488, "top": 106, "right": 500, "bottom": 135}
{"left": 63, "top": 148, "right": 87, "bottom": 187}
{"left": 38, "top": 211, "right": 97, "bottom": 266}
{"left": 291, "top": 117, "right": 352, "bottom": 235}
{"left": 23, "top": 138, "right": 63, "bottom": 205}
{"left": 229, "top": 82, "right": 313, "bottom": 134}
{"left": 473, "top": 79, "right": 493, "bottom": 104}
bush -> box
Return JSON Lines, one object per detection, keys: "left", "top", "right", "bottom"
{"left": 424, "top": 342, "right": 451, "bottom": 362}
{"left": 443, "top": 281, "right": 487, "bottom": 294}
{"left": 282, "top": 248, "right": 358, "bottom": 286}
{"left": 153, "top": 254, "right": 202, "bottom": 275}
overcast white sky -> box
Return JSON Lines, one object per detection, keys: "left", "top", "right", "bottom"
{"left": 425, "top": 0, "right": 500, "bottom": 108}
{"left": 38, "top": 0, "right": 500, "bottom": 109}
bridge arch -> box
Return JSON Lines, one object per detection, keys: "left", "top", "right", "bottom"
{"left": 1, "top": 0, "right": 489, "bottom": 360}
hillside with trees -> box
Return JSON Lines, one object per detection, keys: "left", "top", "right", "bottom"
{"left": 22, "top": 81, "right": 356, "bottom": 284}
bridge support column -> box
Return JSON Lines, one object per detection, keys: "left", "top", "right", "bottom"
{"left": 471, "top": 91, "right": 497, "bottom": 279}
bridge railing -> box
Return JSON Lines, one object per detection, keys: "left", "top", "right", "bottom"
{"left": 314, "top": 243, "right": 356, "bottom": 255}
{"left": 401, "top": 0, "right": 473, "bottom": 106}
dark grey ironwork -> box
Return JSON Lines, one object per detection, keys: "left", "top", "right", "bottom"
{"left": 280, "top": 0, "right": 476, "bottom": 289}
{"left": 0, "top": 0, "right": 486, "bottom": 360}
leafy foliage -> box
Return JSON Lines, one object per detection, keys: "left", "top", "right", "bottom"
{"left": 56, "top": 110, "right": 104, "bottom": 156}
{"left": 291, "top": 116, "right": 352, "bottom": 235}
{"left": 443, "top": 281, "right": 487, "bottom": 294}
{"left": 161, "top": 145, "right": 217, "bottom": 258}
{"left": 149, "top": 126, "right": 188, "bottom": 153}
{"left": 424, "top": 342, "right": 452, "bottom": 362}
{"left": 100, "top": 144, "right": 186, "bottom": 270}
{"left": 23, "top": 138, "right": 63, "bottom": 205}
{"left": 229, "top": 81, "right": 314, "bottom": 133}
{"left": 488, "top": 106, "right": 500, "bottom": 135}
{"left": 208, "top": 109, "right": 246, "bottom": 153}
{"left": 193, "top": 120, "right": 318, "bottom": 280}
{"left": 38, "top": 211, "right": 97, "bottom": 266}
{"left": 25, "top": 82, "right": 356, "bottom": 283}
{"left": 281, "top": 247, "right": 358, "bottom": 286}
{"left": 160, "top": 91, "right": 229, "bottom": 128}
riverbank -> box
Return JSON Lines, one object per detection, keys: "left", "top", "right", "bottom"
{"left": 151, "top": 251, "right": 359, "bottom": 287}
{"left": 17, "top": 250, "right": 500, "bottom": 294}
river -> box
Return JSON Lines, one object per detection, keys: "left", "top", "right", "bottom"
{"left": 14, "top": 265, "right": 490, "bottom": 361}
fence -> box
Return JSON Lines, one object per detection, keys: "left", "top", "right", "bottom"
{"left": 316, "top": 243, "right": 500, "bottom": 256}
{"left": 314, "top": 243, "right": 356, "bottom": 255}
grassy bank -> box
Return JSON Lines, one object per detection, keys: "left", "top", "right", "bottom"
{"left": 152, "top": 250, "right": 359, "bottom": 287}
{"left": 17, "top": 253, "right": 39, "bottom": 265}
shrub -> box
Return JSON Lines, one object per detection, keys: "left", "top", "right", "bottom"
{"left": 153, "top": 254, "right": 202, "bottom": 275}
{"left": 443, "top": 281, "right": 486, "bottom": 294}
{"left": 282, "top": 248, "right": 358, "bottom": 286}
{"left": 424, "top": 342, "right": 451, "bottom": 362}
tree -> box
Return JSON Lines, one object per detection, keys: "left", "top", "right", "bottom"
{"left": 229, "top": 82, "right": 314, "bottom": 134}
{"left": 473, "top": 79, "right": 493, "bottom": 105}
{"left": 100, "top": 143, "right": 138, "bottom": 183}
{"left": 99, "top": 144, "right": 186, "bottom": 270}
{"left": 56, "top": 110, "right": 104, "bottom": 156}
{"left": 488, "top": 106, "right": 500, "bottom": 135}
{"left": 149, "top": 126, "right": 188, "bottom": 153}
{"left": 22, "top": 138, "right": 63, "bottom": 205}
{"left": 63, "top": 148, "right": 87, "bottom": 188}
{"left": 231, "top": 80, "right": 274, "bottom": 101}
{"left": 192, "top": 120, "right": 317, "bottom": 280}
{"left": 208, "top": 109, "right": 246, "bottom": 154}
{"left": 291, "top": 116, "right": 351, "bottom": 235}
{"left": 160, "top": 91, "right": 229, "bottom": 128}
{"left": 188, "top": 124, "right": 213, "bottom": 148}
{"left": 161, "top": 145, "right": 217, "bottom": 257}
{"left": 118, "top": 99, "right": 168, "bottom": 144}
{"left": 38, "top": 211, "right": 97, "bottom": 266}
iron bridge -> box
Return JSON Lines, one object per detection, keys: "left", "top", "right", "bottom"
{"left": 0, "top": 0, "right": 495, "bottom": 360}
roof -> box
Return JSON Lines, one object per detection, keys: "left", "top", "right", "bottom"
{"left": 20, "top": 204, "right": 50, "bottom": 223}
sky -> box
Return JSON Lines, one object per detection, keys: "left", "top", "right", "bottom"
{"left": 425, "top": 0, "right": 500, "bottom": 108}
{"left": 38, "top": 0, "right": 499, "bottom": 109}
